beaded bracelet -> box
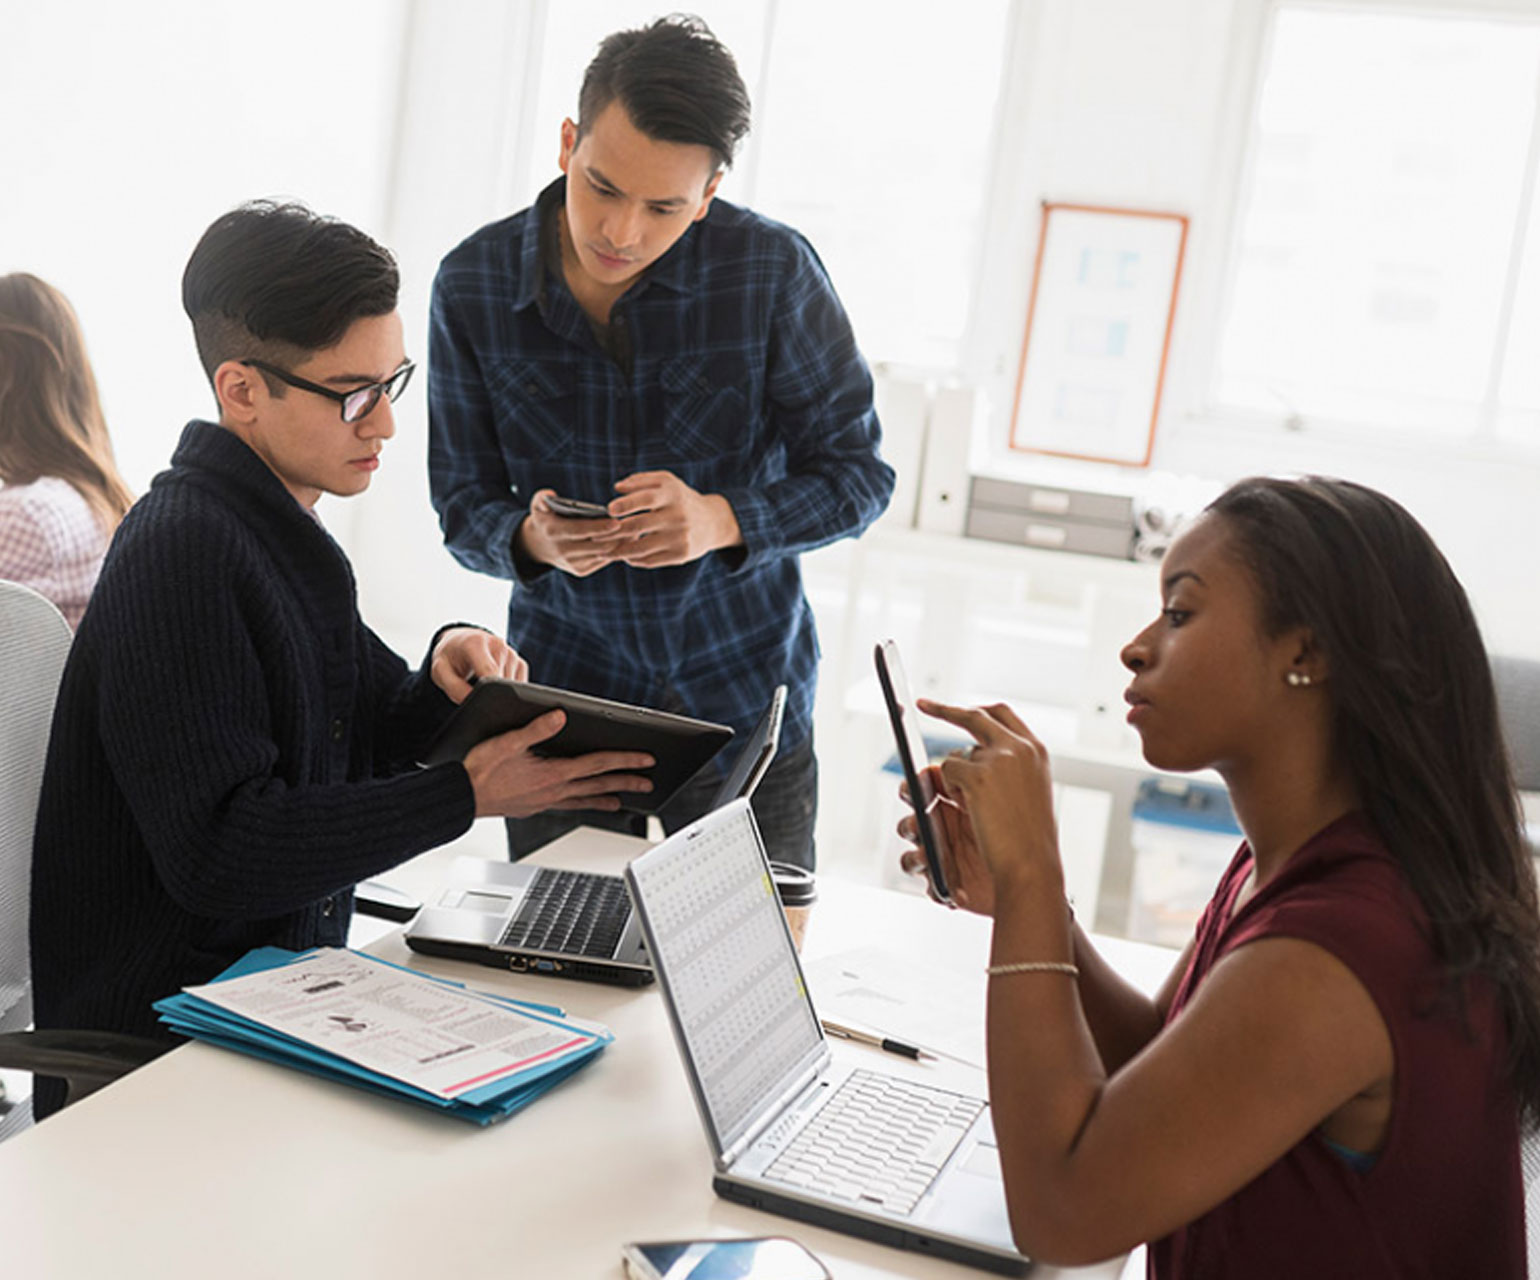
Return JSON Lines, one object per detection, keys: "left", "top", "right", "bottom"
{"left": 986, "top": 961, "right": 1079, "bottom": 977}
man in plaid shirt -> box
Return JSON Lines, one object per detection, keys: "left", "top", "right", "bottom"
{"left": 428, "top": 17, "right": 893, "bottom": 868}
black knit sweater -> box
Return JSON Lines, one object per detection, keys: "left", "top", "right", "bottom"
{"left": 29, "top": 422, "right": 475, "bottom": 1109}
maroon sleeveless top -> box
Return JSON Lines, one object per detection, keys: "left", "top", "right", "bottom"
{"left": 1148, "top": 813, "right": 1524, "bottom": 1279}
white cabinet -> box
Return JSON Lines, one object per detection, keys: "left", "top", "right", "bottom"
{"left": 804, "top": 524, "right": 1209, "bottom": 937}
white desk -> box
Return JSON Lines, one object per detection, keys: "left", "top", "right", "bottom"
{"left": 0, "top": 829, "right": 1174, "bottom": 1279}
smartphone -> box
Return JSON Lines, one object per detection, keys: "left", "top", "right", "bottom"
{"left": 543, "top": 493, "right": 613, "bottom": 520}
{"left": 874, "top": 639, "right": 952, "bottom": 904}
{"left": 621, "top": 1237, "right": 830, "bottom": 1280}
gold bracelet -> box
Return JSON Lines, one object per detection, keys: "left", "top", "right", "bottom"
{"left": 986, "top": 961, "right": 1079, "bottom": 977}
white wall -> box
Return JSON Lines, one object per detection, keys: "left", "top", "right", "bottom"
{"left": 325, "top": 0, "right": 543, "bottom": 650}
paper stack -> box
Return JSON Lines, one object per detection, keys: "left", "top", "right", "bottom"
{"left": 154, "top": 946, "right": 612, "bottom": 1124}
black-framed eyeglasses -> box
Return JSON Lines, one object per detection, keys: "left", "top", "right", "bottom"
{"left": 243, "top": 357, "right": 415, "bottom": 424}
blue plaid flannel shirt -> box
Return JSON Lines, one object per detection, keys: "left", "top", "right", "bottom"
{"left": 427, "top": 180, "right": 894, "bottom": 751}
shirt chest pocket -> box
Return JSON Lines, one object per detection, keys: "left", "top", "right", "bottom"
{"left": 486, "top": 360, "right": 578, "bottom": 460}
{"left": 657, "top": 356, "right": 753, "bottom": 461}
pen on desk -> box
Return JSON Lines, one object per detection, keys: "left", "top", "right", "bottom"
{"left": 820, "top": 1018, "right": 935, "bottom": 1061}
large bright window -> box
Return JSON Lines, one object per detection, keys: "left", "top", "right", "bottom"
{"left": 747, "top": 0, "right": 1014, "bottom": 370}
{"left": 1213, "top": 4, "right": 1540, "bottom": 444}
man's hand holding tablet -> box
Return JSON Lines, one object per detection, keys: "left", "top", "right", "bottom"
{"left": 423, "top": 678, "right": 733, "bottom": 815}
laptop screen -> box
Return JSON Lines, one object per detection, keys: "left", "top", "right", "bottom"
{"left": 627, "top": 800, "right": 823, "bottom": 1156}
{"left": 708, "top": 684, "right": 786, "bottom": 811}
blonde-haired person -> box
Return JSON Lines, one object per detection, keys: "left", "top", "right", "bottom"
{"left": 0, "top": 273, "right": 133, "bottom": 627}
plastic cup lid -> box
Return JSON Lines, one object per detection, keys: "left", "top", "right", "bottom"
{"left": 768, "top": 860, "right": 817, "bottom": 905}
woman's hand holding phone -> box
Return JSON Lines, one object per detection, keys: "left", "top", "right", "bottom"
{"left": 897, "top": 765, "right": 995, "bottom": 915}
{"left": 919, "top": 698, "right": 1065, "bottom": 902}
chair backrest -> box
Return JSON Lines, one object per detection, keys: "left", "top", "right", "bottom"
{"left": 1493, "top": 654, "right": 1540, "bottom": 794}
{"left": 1523, "top": 1123, "right": 1540, "bottom": 1275}
{"left": 0, "top": 581, "right": 72, "bottom": 1036}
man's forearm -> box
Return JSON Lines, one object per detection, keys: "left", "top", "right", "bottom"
{"left": 509, "top": 513, "right": 553, "bottom": 582}
{"left": 703, "top": 492, "right": 743, "bottom": 552}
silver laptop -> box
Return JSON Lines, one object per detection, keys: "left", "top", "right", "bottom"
{"left": 625, "top": 799, "right": 1029, "bottom": 1275}
{"left": 402, "top": 688, "right": 787, "bottom": 988}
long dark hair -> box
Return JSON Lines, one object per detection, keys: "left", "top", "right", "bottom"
{"left": 0, "top": 273, "right": 133, "bottom": 531}
{"left": 1211, "top": 475, "right": 1540, "bottom": 1119}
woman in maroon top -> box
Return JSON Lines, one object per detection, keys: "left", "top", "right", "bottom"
{"left": 899, "top": 476, "right": 1538, "bottom": 1275}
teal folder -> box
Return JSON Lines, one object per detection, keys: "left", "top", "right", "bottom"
{"left": 154, "top": 946, "right": 612, "bottom": 1125}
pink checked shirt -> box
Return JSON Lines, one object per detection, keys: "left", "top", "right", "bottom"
{"left": 0, "top": 477, "right": 111, "bottom": 629}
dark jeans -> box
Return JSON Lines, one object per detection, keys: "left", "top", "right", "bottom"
{"left": 504, "top": 730, "right": 818, "bottom": 869}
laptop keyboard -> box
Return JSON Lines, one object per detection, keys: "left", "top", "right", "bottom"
{"left": 498, "top": 870, "right": 629, "bottom": 958}
{"left": 763, "top": 1070, "right": 986, "bottom": 1216}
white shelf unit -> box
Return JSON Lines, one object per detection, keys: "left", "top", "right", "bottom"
{"left": 804, "top": 523, "right": 1189, "bottom": 936}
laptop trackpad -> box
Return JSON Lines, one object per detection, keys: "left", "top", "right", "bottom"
{"left": 919, "top": 1138, "right": 1017, "bottom": 1251}
{"left": 455, "top": 889, "right": 515, "bottom": 914}
{"left": 961, "top": 1140, "right": 1003, "bottom": 1180}
{"left": 411, "top": 905, "right": 508, "bottom": 945}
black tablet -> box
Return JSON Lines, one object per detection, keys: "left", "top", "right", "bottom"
{"left": 421, "top": 679, "right": 733, "bottom": 814}
{"left": 874, "top": 640, "right": 952, "bottom": 904}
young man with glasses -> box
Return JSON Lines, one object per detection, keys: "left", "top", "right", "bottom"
{"left": 27, "top": 202, "right": 653, "bottom": 1117}
{"left": 428, "top": 16, "right": 894, "bottom": 870}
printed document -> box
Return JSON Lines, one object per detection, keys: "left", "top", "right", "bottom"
{"left": 184, "top": 948, "right": 596, "bottom": 1099}
{"left": 804, "top": 945, "right": 987, "bottom": 1068}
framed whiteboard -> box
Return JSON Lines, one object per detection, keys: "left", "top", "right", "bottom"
{"left": 1008, "top": 203, "right": 1189, "bottom": 467}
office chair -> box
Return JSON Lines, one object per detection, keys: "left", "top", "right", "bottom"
{"left": 0, "top": 581, "right": 162, "bottom": 1140}
{"left": 1491, "top": 656, "right": 1540, "bottom": 1266}
{"left": 1493, "top": 655, "right": 1540, "bottom": 792}
{"left": 1492, "top": 654, "right": 1540, "bottom": 865}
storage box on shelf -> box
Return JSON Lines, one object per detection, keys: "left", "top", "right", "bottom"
{"left": 966, "top": 476, "right": 1137, "bottom": 560}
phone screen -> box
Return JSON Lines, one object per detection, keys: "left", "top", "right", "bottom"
{"left": 625, "top": 1237, "right": 829, "bottom": 1280}
{"left": 874, "top": 640, "right": 951, "bottom": 903}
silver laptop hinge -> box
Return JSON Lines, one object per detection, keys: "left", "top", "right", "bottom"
{"left": 718, "top": 1045, "right": 831, "bottom": 1169}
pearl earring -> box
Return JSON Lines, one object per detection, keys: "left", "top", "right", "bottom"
{"left": 1285, "top": 670, "right": 1313, "bottom": 688}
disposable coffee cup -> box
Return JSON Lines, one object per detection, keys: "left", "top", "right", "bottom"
{"left": 769, "top": 861, "right": 817, "bottom": 952}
